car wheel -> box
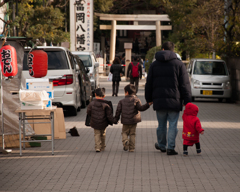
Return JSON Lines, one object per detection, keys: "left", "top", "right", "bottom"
{"left": 86, "top": 99, "right": 90, "bottom": 105}
{"left": 70, "top": 106, "right": 78, "bottom": 116}
{"left": 226, "top": 98, "right": 232, "bottom": 103}
{"left": 65, "top": 106, "right": 78, "bottom": 116}
{"left": 191, "top": 97, "right": 195, "bottom": 102}
{"left": 218, "top": 98, "right": 223, "bottom": 102}
{"left": 77, "top": 94, "right": 81, "bottom": 111}
{"left": 81, "top": 91, "right": 87, "bottom": 108}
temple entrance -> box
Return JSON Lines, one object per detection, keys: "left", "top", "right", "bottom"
{"left": 95, "top": 13, "right": 172, "bottom": 63}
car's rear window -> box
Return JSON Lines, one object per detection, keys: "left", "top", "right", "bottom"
{"left": 76, "top": 55, "right": 92, "bottom": 67}
{"left": 193, "top": 61, "right": 228, "bottom": 75}
{"left": 23, "top": 50, "right": 69, "bottom": 70}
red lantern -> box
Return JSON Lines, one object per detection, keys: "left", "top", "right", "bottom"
{"left": 28, "top": 50, "right": 48, "bottom": 78}
{"left": 0, "top": 44, "right": 18, "bottom": 77}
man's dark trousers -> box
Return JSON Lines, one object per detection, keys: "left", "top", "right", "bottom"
{"left": 130, "top": 77, "right": 139, "bottom": 94}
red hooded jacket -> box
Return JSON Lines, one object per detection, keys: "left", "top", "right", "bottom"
{"left": 182, "top": 103, "right": 204, "bottom": 142}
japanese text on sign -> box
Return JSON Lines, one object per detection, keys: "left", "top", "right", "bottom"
{"left": 75, "top": 0, "right": 93, "bottom": 51}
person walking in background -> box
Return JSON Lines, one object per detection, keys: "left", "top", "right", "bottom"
{"left": 182, "top": 103, "right": 204, "bottom": 156}
{"left": 127, "top": 56, "right": 142, "bottom": 94}
{"left": 110, "top": 57, "right": 123, "bottom": 97}
{"left": 87, "top": 88, "right": 114, "bottom": 152}
{"left": 145, "top": 41, "right": 191, "bottom": 155}
{"left": 114, "top": 84, "right": 152, "bottom": 152}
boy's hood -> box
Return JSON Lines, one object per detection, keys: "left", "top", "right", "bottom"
{"left": 155, "top": 50, "right": 177, "bottom": 62}
{"left": 184, "top": 103, "right": 199, "bottom": 116}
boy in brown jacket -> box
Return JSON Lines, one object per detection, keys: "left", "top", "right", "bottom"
{"left": 87, "top": 88, "right": 114, "bottom": 152}
{"left": 114, "top": 84, "right": 152, "bottom": 152}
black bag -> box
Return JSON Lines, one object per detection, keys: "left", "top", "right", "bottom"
{"left": 85, "top": 114, "right": 91, "bottom": 126}
{"left": 68, "top": 127, "right": 80, "bottom": 136}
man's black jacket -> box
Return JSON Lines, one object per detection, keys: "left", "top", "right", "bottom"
{"left": 145, "top": 50, "right": 191, "bottom": 111}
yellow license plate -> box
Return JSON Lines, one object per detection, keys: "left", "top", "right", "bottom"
{"left": 203, "top": 90, "right": 213, "bottom": 95}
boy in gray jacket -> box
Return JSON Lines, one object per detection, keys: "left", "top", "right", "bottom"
{"left": 114, "top": 84, "right": 152, "bottom": 152}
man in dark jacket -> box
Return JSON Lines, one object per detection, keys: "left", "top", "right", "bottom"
{"left": 127, "top": 56, "right": 142, "bottom": 94}
{"left": 145, "top": 41, "right": 191, "bottom": 155}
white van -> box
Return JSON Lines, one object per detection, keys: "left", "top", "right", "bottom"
{"left": 72, "top": 51, "right": 99, "bottom": 91}
{"left": 22, "top": 46, "right": 81, "bottom": 116}
{"left": 187, "top": 58, "right": 232, "bottom": 102}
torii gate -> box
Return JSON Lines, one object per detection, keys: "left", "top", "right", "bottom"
{"left": 95, "top": 13, "right": 172, "bottom": 63}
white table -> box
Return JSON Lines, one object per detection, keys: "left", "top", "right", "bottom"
{"left": 15, "top": 107, "right": 57, "bottom": 156}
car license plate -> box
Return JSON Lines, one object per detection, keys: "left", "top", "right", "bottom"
{"left": 203, "top": 90, "right": 212, "bottom": 95}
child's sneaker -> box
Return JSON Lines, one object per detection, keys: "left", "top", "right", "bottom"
{"left": 96, "top": 149, "right": 101, "bottom": 152}
{"left": 123, "top": 140, "right": 129, "bottom": 151}
{"left": 183, "top": 151, "right": 188, "bottom": 156}
{"left": 197, "top": 149, "right": 201, "bottom": 155}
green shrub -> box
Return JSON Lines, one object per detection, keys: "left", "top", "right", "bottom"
{"left": 145, "top": 46, "right": 162, "bottom": 73}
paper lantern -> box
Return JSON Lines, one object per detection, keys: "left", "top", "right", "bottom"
{"left": 28, "top": 50, "right": 48, "bottom": 78}
{"left": 0, "top": 44, "right": 18, "bottom": 77}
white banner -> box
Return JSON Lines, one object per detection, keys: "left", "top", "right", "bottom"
{"left": 70, "top": 0, "right": 93, "bottom": 52}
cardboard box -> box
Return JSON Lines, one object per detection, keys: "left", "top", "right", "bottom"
{"left": 25, "top": 108, "right": 66, "bottom": 139}
{"left": 0, "top": 134, "right": 31, "bottom": 148}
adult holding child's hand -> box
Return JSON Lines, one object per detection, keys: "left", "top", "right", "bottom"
{"left": 145, "top": 41, "right": 192, "bottom": 156}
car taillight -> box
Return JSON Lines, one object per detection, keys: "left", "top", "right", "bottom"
{"left": 53, "top": 74, "right": 73, "bottom": 86}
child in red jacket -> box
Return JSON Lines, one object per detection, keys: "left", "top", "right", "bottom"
{"left": 182, "top": 103, "right": 204, "bottom": 156}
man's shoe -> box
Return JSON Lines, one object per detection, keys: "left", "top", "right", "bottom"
{"left": 112, "top": 94, "right": 114, "bottom": 97}
{"left": 123, "top": 140, "right": 129, "bottom": 151}
{"left": 155, "top": 143, "right": 166, "bottom": 152}
{"left": 96, "top": 149, "right": 101, "bottom": 152}
{"left": 167, "top": 149, "right": 178, "bottom": 155}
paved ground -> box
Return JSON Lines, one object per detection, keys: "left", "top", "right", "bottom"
{"left": 1, "top": 76, "right": 240, "bottom": 192}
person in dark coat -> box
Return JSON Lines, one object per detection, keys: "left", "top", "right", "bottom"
{"left": 114, "top": 84, "right": 152, "bottom": 152}
{"left": 145, "top": 41, "right": 192, "bottom": 155}
{"left": 110, "top": 57, "right": 123, "bottom": 97}
{"left": 87, "top": 88, "right": 114, "bottom": 152}
{"left": 127, "top": 56, "right": 142, "bottom": 94}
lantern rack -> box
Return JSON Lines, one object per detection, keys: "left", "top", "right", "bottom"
{"left": 0, "top": 37, "right": 33, "bottom": 154}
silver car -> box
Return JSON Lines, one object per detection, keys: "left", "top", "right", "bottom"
{"left": 187, "top": 58, "right": 232, "bottom": 102}
{"left": 72, "top": 51, "right": 99, "bottom": 91}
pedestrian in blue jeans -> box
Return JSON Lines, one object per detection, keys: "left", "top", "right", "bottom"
{"left": 145, "top": 41, "right": 191, "bottom": 155}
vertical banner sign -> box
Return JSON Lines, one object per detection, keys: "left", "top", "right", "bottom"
{"left": 70, "top": 0, "right": 93, "bottom": 52}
